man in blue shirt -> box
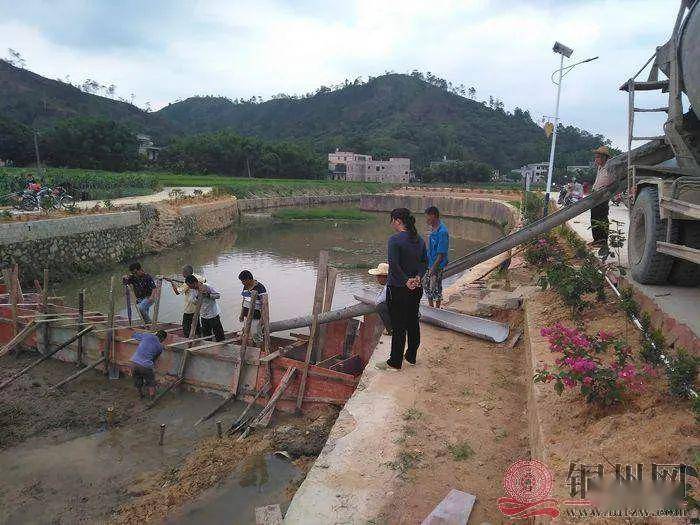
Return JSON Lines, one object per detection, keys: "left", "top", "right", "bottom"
{"left": 130, "top": 330, "right": 167, "bottom": 399}
{"left": 424, "top": 206, "right": 449, "bottom": 308}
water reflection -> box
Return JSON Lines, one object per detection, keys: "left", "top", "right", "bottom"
{"left": 53, "top": 207, "right": 501, "bottom": 331}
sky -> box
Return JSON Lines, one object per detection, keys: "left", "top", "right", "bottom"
{"left": 0, "top": 0, "right": 678, "bottom": 149}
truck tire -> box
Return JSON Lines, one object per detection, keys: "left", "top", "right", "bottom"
{"left": 628, "top": 186, "right": 675, "bottom": 284}
{"left": 668, "top": 221, "right": 700, "bottom": 286}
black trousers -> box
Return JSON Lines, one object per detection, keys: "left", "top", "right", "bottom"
{"left": 201, "top": 315, "right": 225, "bottom": 342}
{"left": 387, "top": 286, "right": 422, "bottom": 368}
{"left": 590, "top": 201, "right": 609, "bottom": 244}
{"left": 182, "top": 312, "right": 201, "bottom": 338}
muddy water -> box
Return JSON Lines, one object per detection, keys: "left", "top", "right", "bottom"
{"left": 53, "top": 206, "right": 502, "bottom": 331}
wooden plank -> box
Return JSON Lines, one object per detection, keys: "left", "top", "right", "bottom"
{"left": 252, "top": 367, "right": 296, "bottom": 428}
{"left": 0, "top": 321, "right": 37, "bottom": 358}
{"left": 296, "top": 313, "right": 318, "bottom": 412}
{"left": 261, "top": 294, "right": 272, "bottom": 395}
{"left": 227, "top": 383, "right": 270, "bottom": 432}
{"left": 229, "top": 290, "right": 258, "bottom": 398}
{"left": 310, "top": 251, "right": 329, "bottom": 363}
{"left": 322, "top": 267, "right": 338, "bottom": 312}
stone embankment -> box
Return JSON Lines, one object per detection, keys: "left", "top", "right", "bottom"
{"left": 1, "top": 194, "right": 362, "bottom": 283}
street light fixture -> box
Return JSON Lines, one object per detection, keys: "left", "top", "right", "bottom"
{"left": 542, "top": 42, "right": 599, "bottom": 217}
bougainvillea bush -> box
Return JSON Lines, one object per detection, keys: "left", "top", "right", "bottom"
{"left": 534, "top": 323, "right": 657, "bottom": 407}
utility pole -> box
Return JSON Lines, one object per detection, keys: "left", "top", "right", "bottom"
{"left": 542, "top": 53, "right": 564, "bottom": 218}
{"left": 33, "top": 129, "right": 41, "bottom": 178}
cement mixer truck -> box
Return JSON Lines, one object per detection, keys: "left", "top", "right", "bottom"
{"left": 621, "top": 0, "right": 700, "bottom": 285}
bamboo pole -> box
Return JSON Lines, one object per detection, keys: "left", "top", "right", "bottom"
{"left": 0, "top": 325, "right": 95, "bottom": 390}
{"left": 50, "top": 356, "right": 106, "bottom": 390}
{"left": 152, "top": 277, "right": 163, "bottom": 328}
{"left": 0, "top": 321, "right": 37, "bottom": 358}
{"left": 76, "top": 290, "right": 85, "bottom": 366}
{"left": 146, "top": 296, "right": 202, "bottom": 410}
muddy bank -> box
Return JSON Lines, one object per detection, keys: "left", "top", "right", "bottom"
{"left": 0, "top": 352, "right": 142, "bottom": 449}
{"left": 0, "top": 349, "right": 338, "bottom": 525}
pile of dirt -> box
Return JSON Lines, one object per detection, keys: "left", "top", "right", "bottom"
{"left": 0, "top": 353, "right": 141, "bottom": 448}
{"left": 269, "top": 407, "right": 339, "bottom": 457}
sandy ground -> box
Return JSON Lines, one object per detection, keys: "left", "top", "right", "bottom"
{"left": 76, "top": 187, "right": 213, "bottom": 209}
{"left": 378, "top": 297, "right": 530, "bottom": 523}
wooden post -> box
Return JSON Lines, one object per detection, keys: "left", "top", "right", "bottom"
{"left": 76, "top": 290, "right": 85, "bottom": 366}
{"left": 317, "top": 267, "right": 338, "bottom": 361}
{"left": 40, "top": 268, "right": 50, "bottom": 354}
{"left": 261, "top": 294, "right": 272, "bottom": 389}
{"left": 310, "top": 251, "right": 329, "bottom": 363}
{"left": 296, "top": 313, "right": 318, "bottom": 412}
{"left": 106, "top": 277, "right": 115, "bottom": 376}
{"left": 152, "top": 277, "right": 163, "bottom": 328}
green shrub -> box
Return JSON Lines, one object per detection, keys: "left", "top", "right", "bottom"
{"left": 666, "top": 349, "right": 698, "bottom": 397}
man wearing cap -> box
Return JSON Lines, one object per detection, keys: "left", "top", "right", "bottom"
{"left": 591, "top": 145, "right": 614, "bottom": 256}
{"left": 368, "top": 262, "right": 391, "bottom": 334}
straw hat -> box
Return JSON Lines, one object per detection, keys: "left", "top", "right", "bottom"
{"left": 368, "top": 262, "right": 389, "bottom": 276}
{"left": 592, "top": 145, "right": 611, "bottom": 157}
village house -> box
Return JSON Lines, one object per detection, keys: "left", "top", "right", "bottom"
{"left": 136, "top": 134, "right": 161, "bottom": 162}
{"left": 328, "top": 150, "right": 411, "bottom": 183}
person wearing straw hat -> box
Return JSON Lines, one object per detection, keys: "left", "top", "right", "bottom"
{"left": 590, "top": 145, "right": 614, "bottom": 257}
{"left": 368, "top": 262, "right": 392, "bottom": 334}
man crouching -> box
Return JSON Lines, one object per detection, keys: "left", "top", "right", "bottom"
{"left": 130, "top": 329, "right": 167, "bottom": 399}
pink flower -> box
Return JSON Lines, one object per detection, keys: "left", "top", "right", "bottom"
{"left": 598, "top": 330, "right": 613, "bottom": 342}
{"left": 538, "top": 239, "right": 548, "bottom": 246}
{"left": 582, "top": 376, "right": 593, "bottom": 386}
{"left": 563, "top": 377, "right": 577, "bottom": 389}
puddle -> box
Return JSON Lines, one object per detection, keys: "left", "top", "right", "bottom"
{"left": 169, "top": 454, "right": 301, "bottom": 525}
{"left": 0, "top": 391, "right": 246, "bottom": 524}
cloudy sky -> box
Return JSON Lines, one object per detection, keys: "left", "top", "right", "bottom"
{"left": 1, "top": 0, "right": 676, "bottom": 147}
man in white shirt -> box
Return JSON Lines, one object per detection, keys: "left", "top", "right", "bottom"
{"left": 171, "top": 265, "right": 206, "bottom": 337}
{"left": 368, "top": 262, "right": 391, "bottom": 334}
{"left": 590, "top": 146, "right": 614, "bottom": 257}
{"left": 185, "top": 274, "right": 225, "bottom": 341}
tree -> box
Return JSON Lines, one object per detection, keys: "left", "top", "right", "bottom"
{"left": 6, "top": 48, "right": 26, "bottom": 68}
{"left": 468, "top": 87, "right": 476, "bottom": 99}
{"left": 0, "top": 116, "right": 34, "bottom": 165}
{"left": 41, "top": 117, "right": 140, "bottom": 171}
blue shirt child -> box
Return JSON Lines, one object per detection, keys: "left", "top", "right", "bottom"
{"left": 428, "top": 221, "right": 449, "bottom": 270}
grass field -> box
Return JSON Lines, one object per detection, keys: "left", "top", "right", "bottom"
{"left": 0, "top": 167, "right": 389, "bottom": 200}
{"left": 271, "top": 208, "right": 373, "bottom": 221}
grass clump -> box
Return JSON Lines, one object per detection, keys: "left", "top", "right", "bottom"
{"left": 447, "top": 440, "right": 475, "bottom": 461}
{"left": 271, "top": 208, "right": 373, "bottom": 221}
{"left": 402, "top": 407, "right": 424, "bottom": 421}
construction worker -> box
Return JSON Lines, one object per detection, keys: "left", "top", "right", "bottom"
{"left": 170, "top": 265, "right": 206, "bottom": 337}
{"left": 368, "top": 262, "right": 392, "bottom": 334}
{"left": 424, "top": 206, "right": 449, "bottom": 308}
{"left": 238, "top": 270, "right": 267, "bottom": 343}
{"left": 184, "top": 275, "right": 225, "bottom": 342}
{"left": 590, "top": 146, "right": 614, "bottom": 257}
{"left": 130, "top": 329, "right": 167, "bottom": 399}
{"left": 123, "top": 262, "right": 157, "bottom": 324}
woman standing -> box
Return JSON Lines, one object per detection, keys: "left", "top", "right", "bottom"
{"left": 378, "top": 208, "right": 427, "bottom": 370}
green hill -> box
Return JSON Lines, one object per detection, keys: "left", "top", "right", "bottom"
{"left": 156, "top": 73, "right": 611, "bottom": 172}
{"left": 0, "top": 60, "right": 176, "bottom": 140}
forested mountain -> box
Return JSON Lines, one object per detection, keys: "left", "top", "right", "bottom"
{"left": 156, "top": 73, "right": 613, "bottom": 172}
{"left": 0, "top": 60, "right": 176, "bottom": 140}
{"left": 0, "top": 61, "right": 614, "bottom": 174}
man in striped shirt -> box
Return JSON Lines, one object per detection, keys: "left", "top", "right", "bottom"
{"left": 238, "top": 270, "right": 267, "bottom": 344}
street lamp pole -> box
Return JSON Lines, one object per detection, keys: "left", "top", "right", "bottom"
{"left": 542, "top": 53, "right": 564, "bottom": 218}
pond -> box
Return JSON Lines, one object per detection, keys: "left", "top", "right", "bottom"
{"left": 53, "top": 205, "right": 504, "bottom": 332}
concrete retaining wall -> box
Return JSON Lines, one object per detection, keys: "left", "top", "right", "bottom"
{"left": 236, "top": 193, "right": 361, "bottom": 212}
{"left": 360, "top": 194, "right": 517, "bottom": 231}
{"left": 1, "top": 193, "right": 364, "bottom": 283}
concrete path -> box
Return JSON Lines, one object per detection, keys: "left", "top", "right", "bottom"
{"left": 560, "top": 195, "right": 700, "bottom": 339}
{"left": 76, "top": 186, "right": 212, "bottom": 209}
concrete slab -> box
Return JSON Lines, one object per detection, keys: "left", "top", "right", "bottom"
{"left": 560, "top": 197, "right": 700, "bottom": 340}
{"left": 421, "top": 489, "right": 476, "bottom": 525}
